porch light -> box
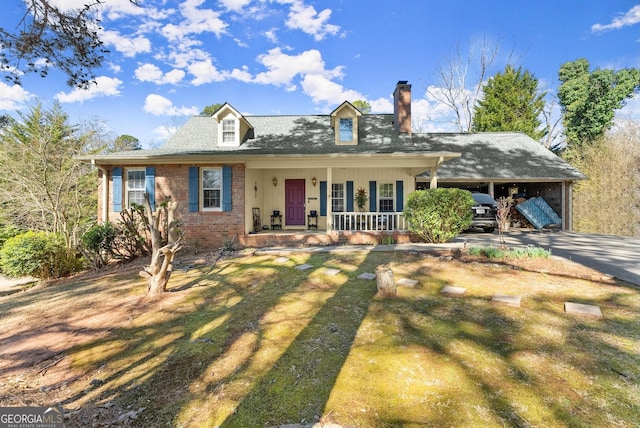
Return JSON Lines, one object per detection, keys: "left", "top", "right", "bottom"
{"left": 312, "top": 177, "right": 317, "bottom": 186}
{"left": 272, "top": 177, "right": 278, "bottom": 187}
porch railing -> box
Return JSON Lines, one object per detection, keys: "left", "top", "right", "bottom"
{"left": 331, "top": 212, "right": 407, "bottom": 232}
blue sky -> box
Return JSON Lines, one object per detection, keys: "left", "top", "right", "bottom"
{"left": 1, "top": 0, "right": 639, "bottom": 148}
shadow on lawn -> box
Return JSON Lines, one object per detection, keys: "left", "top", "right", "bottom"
{"left": 14, "top": 250, "right": 639, "bottom": 427}
{"left": 58, "top": 251, "right": 381, "bottom": 427}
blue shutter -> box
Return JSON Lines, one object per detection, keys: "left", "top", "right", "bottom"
{"left": 346, "top": 181, "right": 354, "bottom": 212}
{"left": 396, "top": 180, "right": 404, "bottom": 212}
{"left": 222, "top": 165, "right": 232, "bottom": 212}
{"left": 188, "top": 167, "right": 199, "bottom": 212}
{"left": 113, "top": 167, "right": 123, "bottom": 212}
{"left": 320, "top": 181, "right": 327, "bottom": 216}
{"left": 369, "top": 181, "right": 377, "bottom": 212}
{"left": 145, "top": 166, "right": 156, "bottom": 211}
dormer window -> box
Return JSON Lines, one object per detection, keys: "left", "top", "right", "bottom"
{"left": 330, "top": 101, "right": 362, "bottom": 146}
{"left": 212, "top": 103, "right": 254, "bottom": 148}
{"left": 222, "top": 119, "right": 236, "bottom": 144}
{"left": 339, "top": 118, "right": 353, "bottom": 142}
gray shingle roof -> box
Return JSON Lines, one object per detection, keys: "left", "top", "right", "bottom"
{"left": 80, "top": 113, "right": 584, "bottom": 181}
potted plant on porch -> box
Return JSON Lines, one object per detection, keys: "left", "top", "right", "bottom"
{"left": 355, "top": 187, "right": 368, "bottom": 211}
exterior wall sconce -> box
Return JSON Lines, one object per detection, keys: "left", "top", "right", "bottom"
{"left": 312, "top": 177, "right": 317, "bottom": 186}
{"left": 272, "top": 177, "right": 278, "bottom": 187}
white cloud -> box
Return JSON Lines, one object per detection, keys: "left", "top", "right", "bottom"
{"left": 135, "top": 64, "right": 185, "bottom": 84}
{"left": 188, "top": 59, "right": 228, "bottom": 85}
{"left": 281, "top": 0, "right": 340, "bottom": 41}
{"left": 592, "top": 5, "right": 640, "bottom": 32}
{"left": 0, "top": 82, "right": 31, "bottom": 110}
{"left": 254, "top": 48, "right": 336, "bottom": 89}
{"left": 161, "top": 0, "right": 228, "bottom": 42}
{"left": 219, "top": 0, "right": 252, "bottom": 12}
{"left": 368, "top": 97, "right": 393, "bottom": 114}
{"left": 101, "top": 30, "right": 151, "bottom": 57}
{"left": 300, "top": 74, "right": 362, "bottom": 106}
{"left": 55, "top": 76, "right": 123, "bottom": 103}
{"left": 143, "top": 94, "right": 199, "bottom": 116}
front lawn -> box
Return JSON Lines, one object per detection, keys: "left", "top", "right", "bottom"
{"left": 1, "top": 250, "right": 638, "bottom": 427}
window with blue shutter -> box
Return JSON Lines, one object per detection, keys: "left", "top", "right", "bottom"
{"left": 222, "top": 165, "right": 232, "bottom": 212}
{"left": 395, "top": 180, "right": 404, "bottom": 211}
{"left": 188, "top": 167, "right": 199, "bottom": 212}
{"left": 320, "top": 181, "right": 327, "bottom": 216}
{"left": 112, "top": 167, "right": 123, "bottom": 212}
{"left": 145, "top": 166, "right": 156, "bottom": 211}
{"left": 369, "top": 181, "right": 377, "bottom": 212}
{"left": 346, "top": 181, "right": 354, "bottom": 212}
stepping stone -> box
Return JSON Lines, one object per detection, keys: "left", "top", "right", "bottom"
{"left": 492, "top": 294, "right": 522, "bottom": 307}
{"left": 324, "top": 268, "right": 341, "bottom": 276}
{"left": 564, "top": 302, "right": 603, "bottom": 318}
{"left": 397, "top": 278, "right": 419, "bottom": 287}
{"left": 274, "top": 257, "right": 289, "bottom": 264}
{"left": 441, "top": 285, "right": 466, "bottom": 296}
{"left": 295, "top": 264, "right": 313, "bottom": 271}
{"left": 358, "top": 272, "right": 376, "bottom": 280}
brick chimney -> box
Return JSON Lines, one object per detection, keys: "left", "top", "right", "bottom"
{"left": 393, "top": 80, "right": 412, "bottom": 135}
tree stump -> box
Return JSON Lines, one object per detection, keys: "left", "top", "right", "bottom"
{"left": 375, "top": 265, "right": 396, "bottom": 297}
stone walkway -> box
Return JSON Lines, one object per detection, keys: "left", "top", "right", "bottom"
{"left": 278, "top": 256, "right": 604, "bottom": 319}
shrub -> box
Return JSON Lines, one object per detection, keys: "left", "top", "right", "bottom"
{"left": 468, "top": 245, "right": 551, "bottom": 259}
{"left": 0, "top": 231, "right": 83, "bottom": 279}
{"left": 403, "top": 188, "right": 474, "bottom": 243}
{"left": 81, "top": 222, "right": 118, "bottom": 268}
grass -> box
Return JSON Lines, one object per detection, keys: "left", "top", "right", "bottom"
{"left": 1, "top": 250, "right": 639, "bottom": 427}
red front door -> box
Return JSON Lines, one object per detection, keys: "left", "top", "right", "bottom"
{"left": 285, "top": 179, "right": 305, "bottom": 225}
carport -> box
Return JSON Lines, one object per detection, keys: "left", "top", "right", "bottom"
{"left": 414, "top": 133, "right": 586, "bottom": 230}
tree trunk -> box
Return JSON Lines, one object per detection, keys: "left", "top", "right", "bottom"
{"left": 140, "top": 195, "right": 182, "bottom": 296}
{"left": 375, "top": 265, "right": 396, "bottom": 297}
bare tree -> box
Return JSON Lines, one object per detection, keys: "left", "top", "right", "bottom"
{"left": 138, "top": 195, "right": 183, "bottom": 296}
{"left": 428, "top": 36, "right": 504, "bottom": 132}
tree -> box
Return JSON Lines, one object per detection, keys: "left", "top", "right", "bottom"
{"left": 570, "top": 120, "right": 640, "bottom": 237}
{"left": 202, "top": 103, "right": 223, "bottom": 116}
{"left": 0, "top": 0, "right": 138, "bottom": 88}
{"left": 472, "top": 65, "right": 547, "bottom": 141}
{"left": 351, "top": 100, "right": 371, "bottom": 114}
{"left": 558, "top": 58, "right": 640, "bottom": 148}
{"left": 138, "top": 195, "right": 183, "bottom": 296}
{"left": 0, "top": 102, "right": 97, "bottom": 247}
{"left": 111, "top": 134, "right": 141, "bottom": 152}
{"left": 427, "top": 36, "right": 503, "bottom": 132}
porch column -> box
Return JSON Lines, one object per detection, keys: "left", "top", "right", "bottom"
{"left": 326, "top": 167, "right": 333, "bottom": 232}
{"left": 488, "top": 182, "right": 495, "bottom": 198}
{"left": 429, "top": 167, "right": 438, "bottom": 188}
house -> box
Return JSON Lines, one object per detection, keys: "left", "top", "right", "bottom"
{"left": 80, "top": 81, "right": 585, "bottom": 248}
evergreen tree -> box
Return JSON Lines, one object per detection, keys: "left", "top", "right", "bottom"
{"left": 558, "top": 58, "right": 640, "bottom": 148}
{"left": 472, "top": 65, "right": 546, "bottom": 141}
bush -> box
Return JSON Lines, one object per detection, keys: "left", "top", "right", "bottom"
{"left": 81, "top": 222, "right": 118, "bottom": 268}
{"left": 0, "top": 231, "right": 83, "bottom": 279}
{"left": 468, "top": 245, "right": 551, "bottom": 259}
{"left": 403, "top": 188, "right": 474, "bottom": 243}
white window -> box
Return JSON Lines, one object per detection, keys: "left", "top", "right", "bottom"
{"left": 332, "top": 183, "right": 345, "bottom": 212}
{"left": 202, "top": 168, "right": 222, "bottom": 210}
{"left": 222, "top": 119, "right": 236, "bottom": 144}
{"left": 339, "top": 118, "right": 353, "bottom": 142}
{"left": 379, "top": 183, "right": 394, "bottom": 212}
{"left": 126, "top": 169, "right": 145, "bottom": 208}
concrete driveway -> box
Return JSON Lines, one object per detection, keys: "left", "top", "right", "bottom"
{"left": 451, "top": 230, "right": 640, "bottom": 287}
